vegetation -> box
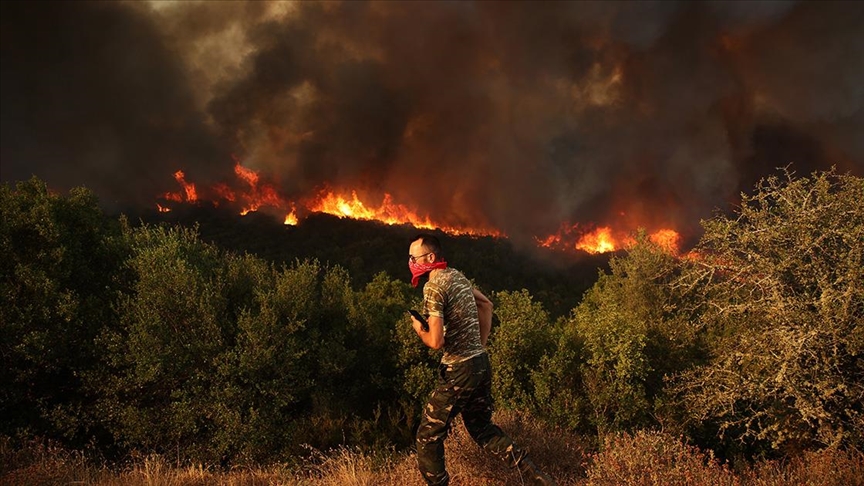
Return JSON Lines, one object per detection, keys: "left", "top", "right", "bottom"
{"left": 3, "top": 412, "right": 862, "bottom": 485}
{"left": 672, "top": 169, "right": 864, "bottom": 455}
{"left": 2, "top": 168, "right": 862, "bottom": 483}
{"left": 139, "top": 205, "right": 608, "bottom": 320}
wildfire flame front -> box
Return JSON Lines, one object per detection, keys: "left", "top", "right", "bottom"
{"left": 157, "top": 163, "right": 681, "bottom": 255}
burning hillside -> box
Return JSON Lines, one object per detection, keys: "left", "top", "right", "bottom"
{"left": 2, "top": 2, "right": 862, "bottom": 255}
{"left": 157, "top": 161, "right": 679, "bottom": 254}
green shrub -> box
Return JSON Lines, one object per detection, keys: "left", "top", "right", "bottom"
{"left": 488, "top": 289, "right": 556, "bottom": 410}
{"left": 93, "top": 223, "right": 234, "bottom": 459}
{"left": 530, "top": 318, "right": 590, "bottom": 431}
{"left": 88, "top": 220, "right": 420, "bottom": 462}
{"left": 1, "top": 178, "right": 127, "bottom": 445}
{"left": 673, "top": 169, "right": 864, "bottom": 453}
{"left": 538, "top": 234, "right": 702, "bottom": 434}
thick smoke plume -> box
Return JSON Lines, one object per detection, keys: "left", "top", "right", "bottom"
{"left": 2, "top": 1, "right": 862, "bottom": 245}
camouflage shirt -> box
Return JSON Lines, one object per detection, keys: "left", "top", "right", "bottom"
{"left": 422, "top": 267, "right": 486, "bottom": 365}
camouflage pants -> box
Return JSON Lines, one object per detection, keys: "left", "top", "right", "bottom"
{"left": 416, "top": 352, "right": 526, "bottom": 485}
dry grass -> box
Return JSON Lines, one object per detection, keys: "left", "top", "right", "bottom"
{"left": 292, "top": 409, "right": 588, "bottom": 485}
{"left": 737, "top": 447, "right": 864, "bottom": 486}
{"left": 3, "top": 412, "right": 862, "bottom": 486}
{"left": 583, "top": 429, "right": 864, "bottom": 486}
{"left": 584, "top": 430, "right": 738, "bottom": 486}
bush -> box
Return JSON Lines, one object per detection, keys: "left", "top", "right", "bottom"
{"left": 530, "top": 318, "right": 590, "bottom": 431}
{"left": 739, "top": 447, "right": 864, "bottom": 486}
{"left": 488, "top": 289, "right": 557, "bottom": 410}
{"left": 672, "top": 169, "right": 864, "bottom": 453}
{"left": 1, "top": 178, "right": 128, "bottom": 445}
{"left": 8, "top": 170, "right": 860, "bottom": 467}
{"left": 93, "top": 224, "right": 419, "bottom": 462}
{"left": 533, "top": 233, "right": 703, "bottom": 435}
{"left": 93, "top": 223, "right": 240, "bottom": 459}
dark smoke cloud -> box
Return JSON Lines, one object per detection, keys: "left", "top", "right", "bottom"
{"left": 0, "top": 1, "right": 230, "bottom": 207}
{"left": 2, "top": 1, "right": 862, "bottom": 245}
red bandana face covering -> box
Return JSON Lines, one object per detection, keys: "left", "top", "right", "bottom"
{"left": 409, "top": 259, "right": 447, "bottom": 287}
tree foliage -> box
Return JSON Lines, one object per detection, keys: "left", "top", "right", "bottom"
{"left": 1, "top": 178, "right": 127, "bottom": 444}
{"left": 673, "top": 169, "right": 864, "bottom": 452}
{"left": 2, "top": 169, "right": 861, "bottom": 465}
{"left": 92, "top": 223, "right": 421, "bottom": 462}
{"left": 489, "top": 289, "right": 556, "bottom": 410}
{"left": 531, "top": 233, "right": 703, "bottom": 434}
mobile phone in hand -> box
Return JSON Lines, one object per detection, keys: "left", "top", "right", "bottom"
{"left": 408, "top": 309, "right": 429, "bottom": 332}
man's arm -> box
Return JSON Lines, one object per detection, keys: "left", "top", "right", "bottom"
{"left": 473, "top": 288, "right": 493, "bottom": 347}
{"left": 411, "top": 314, "right": 445, "bottom": 350}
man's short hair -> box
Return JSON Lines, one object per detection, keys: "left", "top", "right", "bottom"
{"left": 412, "top": 233, "right": 443, "bottom": 259}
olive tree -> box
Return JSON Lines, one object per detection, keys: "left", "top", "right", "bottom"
{"left": 489, "top": 289, "right": 556, "bottom": 410}
{"left": 1, "top": 178, "right": 127, "bottom": 444}
{"left": 95, "top": 223, "right": 234, "bottom": 458}
{"left": 565, "top": 235, "right": 700, "bottom": 433}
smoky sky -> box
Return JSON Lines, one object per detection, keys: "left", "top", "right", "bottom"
{"left": 2, "top": 0, "right": 862, "bottom": 245}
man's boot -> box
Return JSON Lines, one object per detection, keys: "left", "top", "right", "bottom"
{"left": 516, "top": 457, "right": 557, "bottom": 485}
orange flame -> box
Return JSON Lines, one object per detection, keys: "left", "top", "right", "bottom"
{"left": 306, "top": 189, "right": 504, "bottom": 237}
{"left": 309, "top": 190, "right": 435, "bottom": 229}
{"left": 156, "top": 163, "right": 497, "bottom": 235}
{"left": 648, "top": 229, "right": 681, "bottom": 255}
{"left": 177, "top": 170, "right": 197, "bottom": 201}
{"left": 161, "top": 170, "right": 198, "bottom": 203}
{"left": 537, "top": 223, "right": 681, "bottom": 255}
{"left": 212, "top": 183, "right": 236, "bottom": 203}
{"left": 157, "top": 162, "right": 680, "bottom": 255}
{"left": 231, "top": 162, "right": 285, "bottom": 215}
{"left": 575, "top": 227, "right": 616, "bottom": 254}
